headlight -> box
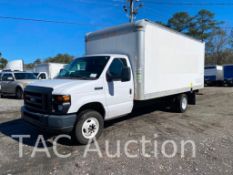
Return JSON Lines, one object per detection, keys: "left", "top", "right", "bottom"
{"left": 52, "top": 95, "right": 71, "bottom": 114}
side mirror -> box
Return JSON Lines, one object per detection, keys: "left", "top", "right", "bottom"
{"left": 106, "top": 71, "right": 113, "bottom": 82}
{"left": 7, "top": 76, "right": 14, "bottom": 81}
{"left": 59, "top": 69, "right": 64, "bottom": 74}
{"left": 121, "top": 67, "right": 131, "bottom": 82}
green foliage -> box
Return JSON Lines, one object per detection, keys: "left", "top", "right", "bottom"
{"left": 24, "top": 53, "right": 74, "bottom": 70}
{"left": 44, "top": 53, "right": 74, "bottom": 64}
{"left": 168, "top": 12, "right": 192, "bottom": 33}
{"left": 34, "top": 58, "right": 42, "bottom": 65}
{"left": 0, "top": 52, "right": 8, "bottom": 69}
{"left": 158, "top": 9, "right": 233, "bottom": 65}
{"left": 189, "top": 10, "right": 223, "bottom": 42}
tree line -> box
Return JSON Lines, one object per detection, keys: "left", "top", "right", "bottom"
{"left": 157, "top": 9, "right": 233, "bottom": 65}
{"left": 25, "top": 53, "right": 74, "bottom": 69}
{"left": 0, "top": 52, "right": 8, "bottom": 69}
{"left": 0, "top": 53, "right": 74, "bottom": 70}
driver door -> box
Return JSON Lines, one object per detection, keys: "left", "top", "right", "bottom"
{"left": 105, "top": 58, "right": 134, "bottom": 119}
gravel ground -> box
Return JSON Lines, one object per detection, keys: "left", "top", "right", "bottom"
{"left": 0, "top": 87, "right": 233, "bottom": 175}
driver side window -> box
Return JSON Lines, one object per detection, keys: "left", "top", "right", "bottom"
{"left": 108, "top": 58, "right": 127, "bottom": 80}
{"left": 38, "top": 73, "right": 46, "bottom": 79}
{"left": 2, "top": 73, "right": 13, "bottom": 81}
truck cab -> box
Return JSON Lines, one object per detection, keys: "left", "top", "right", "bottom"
{"left": 22, "top": 54, "right": 134, "bottom": 144}
{"left": 34, "top": 72, "right": 48, "bottom": 80}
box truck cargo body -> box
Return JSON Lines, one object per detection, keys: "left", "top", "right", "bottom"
{"left": 86, "top": 20, "right": 205, "bottom": 100}
{"left": 34, "top": 63, "right": 66, "bottom": 79}
{"left": 4, "top": 60, "right": 24, "bottom": 71}
{"left": 204, "top": 65, "right": 223, "bottom": 85}
{"left": 22, "top": 20, "right": 205, "bottom": 144}
{"left": 223, "top": 64, "right": 233, "bottom": 85}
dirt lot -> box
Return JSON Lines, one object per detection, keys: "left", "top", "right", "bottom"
{"left": 0, "top": 87, "right": 233, "bottom": 175}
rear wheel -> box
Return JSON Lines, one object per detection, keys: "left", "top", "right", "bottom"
{"left": 228, "top": 81, "right": 233, "bottom": 87}
{"left": 174, "top": 94, "right": 188, "bottom": 113}
{"left": 73, "top": 110, "right": 104, "bottom": 145}
{"left": 16, "top": 88, "right": 23, "bottom": 99}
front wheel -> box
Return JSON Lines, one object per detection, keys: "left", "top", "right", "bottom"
{"left": 16, "top": 88, "right": 23, "bottom": 99}
{"left": 73, "top": 110, "right": 104, "bottom": 145}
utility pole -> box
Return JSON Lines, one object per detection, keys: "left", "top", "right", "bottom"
{"left": 129, "top": 0, "right": 134, "bottom": 23}
{"left": 123, "top": 0, "right": 143, "bottom": 23}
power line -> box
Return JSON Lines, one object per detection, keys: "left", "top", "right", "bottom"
{"left": 1, "top": 14, "right": 232, "bottom": 29}
{"left": 144, "top": 1, "right": 233, "bottom": 6}
{"left": 73, "top": 0, "right": 233, "bottom": 6}
{"left": 0, "top": 15, "right": 105, "bottom": 26}
{"left": 73, "top": 0, "right": 123, "bottom": 6}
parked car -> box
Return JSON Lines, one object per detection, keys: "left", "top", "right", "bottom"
{"left": 0, "top": 72, "right": 37, "bottom": 99}
{"left": 22, "top": 19, "right": 205, "bottom": 144}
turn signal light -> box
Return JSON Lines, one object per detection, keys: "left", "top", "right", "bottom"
{"left": 54, "top": 95, "right": 71, "bottom": 103}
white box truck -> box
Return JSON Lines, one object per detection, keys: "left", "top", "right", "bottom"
{"left": 34, "top": 63, "right": 66, "bottom": 79}
{"left": 204, "top": 65, "right": 223, "bottom": 86}
{"left": 4, "top": 60, "right": 24, "bottom": 71}
{"left": 22, "top": 20, "right": 205, "bottom": 144}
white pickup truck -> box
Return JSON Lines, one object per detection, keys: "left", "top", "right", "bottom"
{"left": 22, "top": 20, "right": 205, "bottom": 144}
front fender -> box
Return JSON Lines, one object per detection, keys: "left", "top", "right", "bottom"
{"left": 15, "top": 83, "right": 24, "bottom": 92}
{"left": 67, "top": 91, "right": 107, "bottom": 115}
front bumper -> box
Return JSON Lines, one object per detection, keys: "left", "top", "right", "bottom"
{"left": 21, "top": 107, "right": 76, "bottom": 133}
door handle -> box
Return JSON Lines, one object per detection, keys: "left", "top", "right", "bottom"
{"left": 129, "top": 88, "right": 132, "bottom": 95}
{"left": 94, "top": 87, "right": 103, "bottom": 90}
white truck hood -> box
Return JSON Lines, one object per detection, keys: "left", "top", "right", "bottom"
{"left": 28, "top": 79, "right": 100, "bottom": 95}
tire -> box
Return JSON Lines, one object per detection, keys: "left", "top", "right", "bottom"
{"left": 174, "top": 94, "right": 188, "bottom": 113}
{"left": 229, "top": 81, "right": 233, "bottom": 87}
{"left": 188, "top": 93, "right": 196, "bottom": 105}
{"left": 16, "top": 88, "right": 23, "bottom": 99}
{"left": 73, "top": 110, "right": 104, "bottom": 145}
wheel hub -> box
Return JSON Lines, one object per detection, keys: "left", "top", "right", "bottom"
{"left": 182, "top": 97, "right": 188, "bottom": 110}
{"left": 82, "top": 117, "right": 99, "bottom": 139}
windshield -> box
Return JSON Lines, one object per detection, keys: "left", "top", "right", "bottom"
{"left": 57, "top": 56, "right": 110, "bottom": 80}
{"left": 14, "top": 73, "right": 37, "bottom": 80}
